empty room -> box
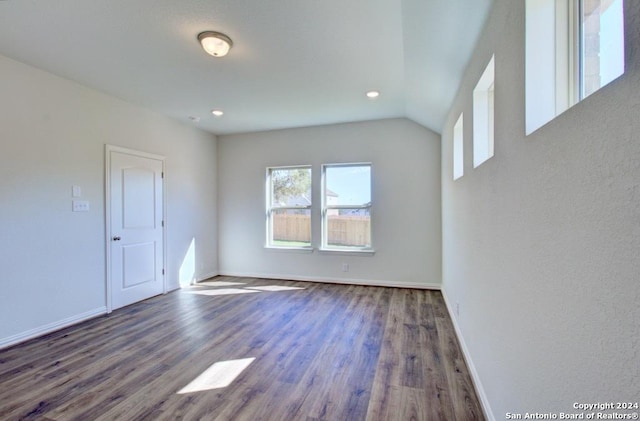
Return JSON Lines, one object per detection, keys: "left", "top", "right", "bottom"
{"left": 0, "top": 0, "right": 638, "bottom": 420}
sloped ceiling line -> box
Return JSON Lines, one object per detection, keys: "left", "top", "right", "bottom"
{"left": 0, "top": 0, "right": 494, "bottom": 135}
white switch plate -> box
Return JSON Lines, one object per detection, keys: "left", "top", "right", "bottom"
{"left": 72, "top": 200, "right": 90, "bottom": 212}
{"left": 72, "top": 185, "right": 82, "bottom": 197}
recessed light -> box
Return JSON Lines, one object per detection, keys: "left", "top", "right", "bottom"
{"left": 188, "top": 116, "right": 201, "bottom": 123}
{"left": 211, "top": 109, "right": 224, "bottom": 117}
{"left": 366, "top": 90, "right": 380, "bottom": 99}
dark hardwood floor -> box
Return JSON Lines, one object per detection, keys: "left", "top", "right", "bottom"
{"left": 0, "top": 277, "right": 484, "bottom": 420}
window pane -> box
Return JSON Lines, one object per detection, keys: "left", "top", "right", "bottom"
{"left": 453, "top": 113, "right": 464, "bottom": 180}
{"left": 327, "top": 209, "right": 371, "bottom": 248}
{"left": 271, "top": 208, "right": 311, "bottom": 247}
{"left": 324, "top": 165, "right": 371, "bottom": 206}
{"left": 473, "top": 55, "right": 495, "bottom": 167}
{"left": 271, "top": 168, "right": 311, "bottom": 207}
{"left": 581, "top": 0, "right": 624, "bottom": 98}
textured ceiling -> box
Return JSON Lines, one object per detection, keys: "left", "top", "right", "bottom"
{"left": 0, "top": 0, "right": 493, "bottom": 135}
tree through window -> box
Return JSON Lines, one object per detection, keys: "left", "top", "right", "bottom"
{"left": 266, "top": 166, "right": 312, "bottom": 248}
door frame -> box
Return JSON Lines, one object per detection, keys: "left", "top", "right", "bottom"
{"left": 105, "top": 144, "right": 167, "bottom": 313}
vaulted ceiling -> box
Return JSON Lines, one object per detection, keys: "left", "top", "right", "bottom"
{"left": 0, "top": 0, "right": 493, "bottom": 135}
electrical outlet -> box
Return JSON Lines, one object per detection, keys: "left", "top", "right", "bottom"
{"left": 342, "top": 263, "right": 349, "bottom": 272}
{"left": 72, "top": 200, "right": 90, "bottom": 212}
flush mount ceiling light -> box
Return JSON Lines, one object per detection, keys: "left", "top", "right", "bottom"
{"left": 198, "top": 31, "right": 233, "bottom": 57}
{"left": 366, "top": 90, "right": 380, "bottom": 99}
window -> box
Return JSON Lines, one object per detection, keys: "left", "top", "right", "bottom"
{"left": 473, "top": 55, "right": 495, "bottom": 168}
{"left": 266, "top": 166, "right": 312, "bottom": 248}
{"left": 580, "top": 0, "right": 625, "bottom": 98}
{"left": 453, "top": 113, "right": 464, "bottom": 180}
{"left": 526, "top": 0, "right": 625, "bottom": 134}
{"left": 322, "top": 163, "right": 372, "bottom": 251}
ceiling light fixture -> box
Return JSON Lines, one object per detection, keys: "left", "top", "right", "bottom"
{"left": 198, "top": 31, "right": 233, "bottom": 57}
{"left": 366, "top": 90, "right": 380, "bottom": 99}
{"left": 211, "top": 109, "right": 224, "bottom": 117}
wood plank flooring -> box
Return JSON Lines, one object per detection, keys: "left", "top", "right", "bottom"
{"left": 0, "top": 277, "right": 484, "bottom": 420}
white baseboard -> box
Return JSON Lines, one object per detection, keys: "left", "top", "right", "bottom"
{"left": 0, "top": 306, "right": 107, "bottom": 350}
{"left": 168, "top": 271, "right": 220, "bottom": 291}
{"left": 217, "top": 271, "right": 441, "bottom": 290}
{"left": 195, "top": 270, "right": 219, "bottom": 283}
{"left": 440, "top": 288, "right": 495, "bottom": 421}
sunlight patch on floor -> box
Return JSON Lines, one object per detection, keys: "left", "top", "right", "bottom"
{"left": 196, "top": 281, "right": 247, "bottom": 287}
{"left": 186, "top": 288, "right": 260, "bottom": 296}
{"left": 246, "top": 285, "right": 306, "bottom": 292}
{"left": 177, "top": 358, "right": 256, "bottom": 394}
{"left": 178, "top": 238, "right": 196, "bottom": 288}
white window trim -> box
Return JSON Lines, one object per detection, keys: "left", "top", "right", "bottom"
{"left": 526, "top": 0, "right": 625, "bottom": 134}
{"left": 318, "top": 248, "right": 375, "bottom": 256}
{"left": 265, "top": 165, "right": 313, "bottom": 250}
{"left": 473, "top": 55, "right": 495, "bottom": 168}
{"left": 453, "top": 113, "right": 464, "bottom": 180}
{"left": 555, "top": 0, "right": 581, "bottom": 111}
{"left": 320, "top": 163, "right": 374, "bottom": 253}
{"left": 526, "top": 0, "right": 575, "bottom": 134}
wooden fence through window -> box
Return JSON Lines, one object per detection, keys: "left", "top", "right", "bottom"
{"left": 273, "top": 214, "right": 370, "bottom": 247}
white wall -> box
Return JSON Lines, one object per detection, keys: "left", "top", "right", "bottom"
{"left": 218, "top": 118, "right": 441, "bottom": 288}
{"left": 441, "top": 1, "right": 640, "bottom": 419}
{"left": 0, "top": 54, "right": 218, "bottom": 347}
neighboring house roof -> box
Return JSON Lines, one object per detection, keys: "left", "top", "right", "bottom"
{"left": 284, "top": 194, "right": 311, "bottom": 207}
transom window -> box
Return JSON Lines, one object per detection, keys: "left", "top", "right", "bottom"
{"left": 580, "top": 0, "right": 625, "bottom": 99}
{"left": 526, "top": 0, "right": 625, "bottom": 134}
{"left": 453, "top": 113, "right": 464, "bottom": 180}
{"left": 473, "top": 55, "right": 495, "bottom": 168}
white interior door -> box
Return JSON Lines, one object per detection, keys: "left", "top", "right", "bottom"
{"left": 108, "top": 147, "right": 164, "bottom": 311}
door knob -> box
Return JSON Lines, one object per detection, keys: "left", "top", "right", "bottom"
{"left": 112, "top": 236, "right": 121, "bottom": 241}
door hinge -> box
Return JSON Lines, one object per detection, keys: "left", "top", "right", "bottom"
{"left": 161, "top": 172, "right": 164, "bottom": 179}
{"left": 162, "top": 220, "right": 164, "bottom": 227}
{"left": 162, "top": 269, "right": 165, "bottom": 275}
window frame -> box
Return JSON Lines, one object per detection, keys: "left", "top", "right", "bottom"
{"left": 321, "top": 162, "right": 373, "bottom": 253}
{"left": 578, "top": 0, "right": 625, "bottom": 100}
{"left": 265, "top": 165, "right": 313, "bottom": 250}
{"left": 525, "top": 0, "right": 625, "bottom": 134}
{"left": 473, "top": 55, "right": 495, "bottom": 168}
{"left": 453, "top": 113, "right": 464, "bottom": 180}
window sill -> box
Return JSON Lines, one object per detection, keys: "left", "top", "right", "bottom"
{"left": 318, "top": 248, "right": 375, "bottom": 256}
{"left": 264, "top": 246, "right": 314, "bottom": 254}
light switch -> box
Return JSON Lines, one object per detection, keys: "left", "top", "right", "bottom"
{"left": 72, "top": 185, "right": 82, "bottom": 197}
{"left": 72, "top": 200, "right": 90, "bottom": 212}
